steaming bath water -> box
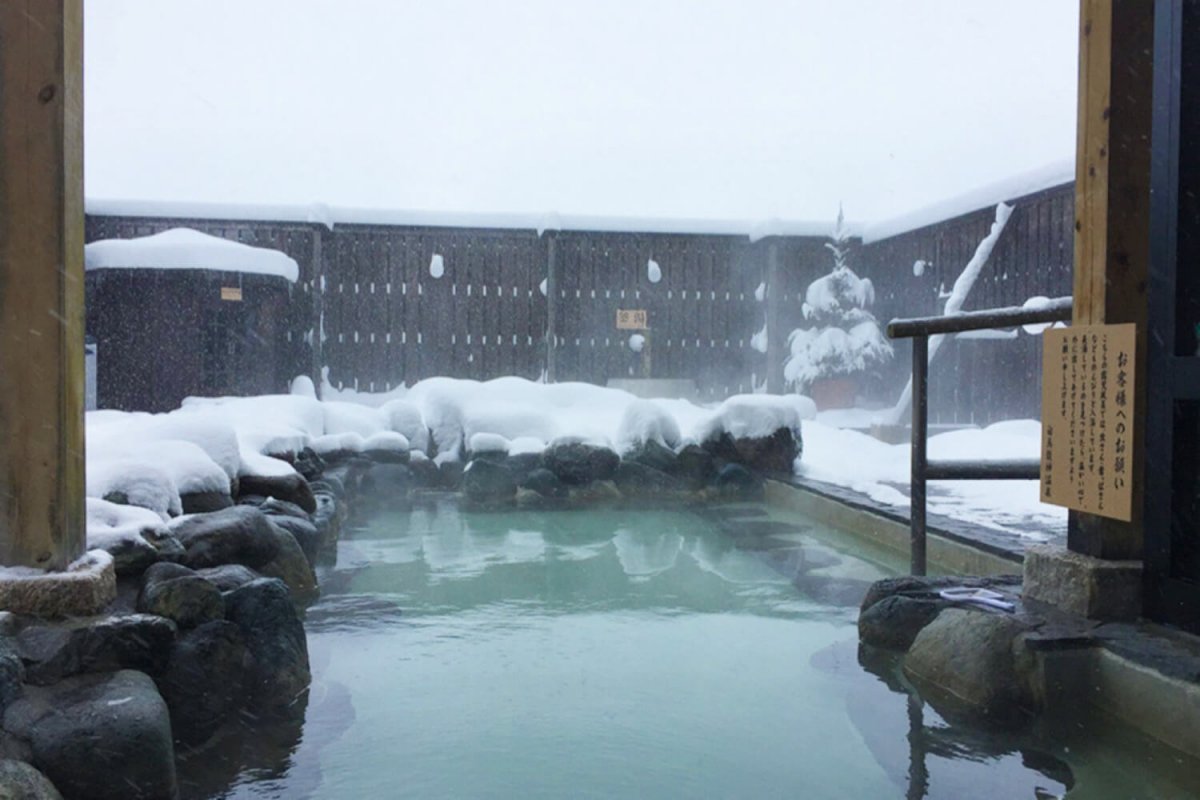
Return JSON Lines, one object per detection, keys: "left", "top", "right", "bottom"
{"left": 179, "top": 500, "right": 1200, "bottom": 799}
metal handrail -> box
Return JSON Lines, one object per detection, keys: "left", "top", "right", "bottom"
{"left": 886, "top": 296, "right": 1073, "bottom": 575}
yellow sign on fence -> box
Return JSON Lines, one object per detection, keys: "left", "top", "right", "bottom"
{"left": 616, "top": 309, "right": 647, "bottom": 329}
{"left": 1040, "top": 323, "right": 1136, "bottom": 521}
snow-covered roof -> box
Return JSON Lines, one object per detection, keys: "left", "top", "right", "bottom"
{"left": 84, "top": 198, "right": 845, "bottom": 240}
{"left": 862, "top": 160, "right": 1074, "bottom": 244}
{"left": 84, "top": 227, "right": 300, "bottom": 282}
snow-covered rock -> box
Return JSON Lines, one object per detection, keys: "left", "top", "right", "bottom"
{"left": 615, "top": 400, "right": 681, "bottom": 454}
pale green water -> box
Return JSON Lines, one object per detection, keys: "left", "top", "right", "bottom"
{"left": 181, "top": 499, "right": 1200, "bottom": 799}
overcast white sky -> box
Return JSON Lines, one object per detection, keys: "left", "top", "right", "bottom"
{"left": 84, "top": 0, "right": 1079, "bottom": 224}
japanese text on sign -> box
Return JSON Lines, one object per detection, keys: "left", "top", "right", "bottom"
{"left": 1040, "top": 323, "right": 1135, "bottom": 521}
{"left": 616, "top": 309, "right": 648, "bottom": 329}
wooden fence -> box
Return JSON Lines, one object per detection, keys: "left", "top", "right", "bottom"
{"left": 857, "top": 182, "right": 1075, "bottom": 423}
{"left": 84, "top": 180, "right": 1075, "bottom": 422}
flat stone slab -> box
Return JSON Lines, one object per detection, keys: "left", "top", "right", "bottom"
{"left": 1023, "top": 544, "right": 1142, "bottom": 621}
{"left": 0, "top": 552, "right": 116, "bottom": 619}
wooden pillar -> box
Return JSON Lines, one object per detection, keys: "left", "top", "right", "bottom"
{"left": 765, "top": 238, "right": 784, "bottom": 394}
{"left": 1069, "top": 0, "right": 1153, "bottom": 560}
{"left": 310, "top": 225, "right": 325, "bottom": 395}
{"left": 0, "top": 0, "right": 86, "bottom": 570}
{"left": 545, "top": 232, "right": 558, "bottom": 383}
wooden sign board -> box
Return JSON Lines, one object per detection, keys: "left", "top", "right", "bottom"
{"left": 1040, "top": 323, "right": 1136, "bottom": 521}
{"left": 616, "top": 309, "right": 647, "bottom": 330}
{"left": 220, "top": 286, "right": 243, "bottom": 302}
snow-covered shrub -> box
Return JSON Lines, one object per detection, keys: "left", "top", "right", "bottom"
{"left": 783, "top": 207, "right": 892, "bottom": 390}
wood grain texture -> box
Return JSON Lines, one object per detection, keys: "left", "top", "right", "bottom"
{"left": 0, "top": 0, "right": 85, "bottom": 569}
{"left": 1068, "top": 0, "right": 1152, "bottom": 560}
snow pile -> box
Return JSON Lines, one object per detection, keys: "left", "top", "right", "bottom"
{"left": 799, "top": 417, "right": 1065, "bottom": 539}
{"left": 84, "top": 227, "right": 299, "bottom": 282}
{"left": 784, "top": 209, "right": 892, "bottom": 390}
{"left": 647, "top": 259, "right": 662, "bottom": 283}
{"left": 695, "top": 394, "right": 813, "bottom": 445}
{"left": 615, "top": 400, "right": 682, "bottom": 454}
{"left": 85, "top": 497, "right": 169, "bottom": 553}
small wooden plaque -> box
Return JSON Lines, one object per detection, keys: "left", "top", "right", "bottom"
{"left": 1040, "top": 323, "right": 1136, "bottom": 521}
{"left": 220, "top": 286, "right": 243, "bottom": 302}
{"left": 616, "top": 309, "right": 647, "bottom": 329}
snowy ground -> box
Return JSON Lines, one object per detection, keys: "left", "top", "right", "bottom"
{"left": 800, "top": 417, "right": 1065, "bottom": 542}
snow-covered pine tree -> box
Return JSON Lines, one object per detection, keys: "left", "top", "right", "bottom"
{"left": 783, "top": 206, "right": 893, "bottom": 393}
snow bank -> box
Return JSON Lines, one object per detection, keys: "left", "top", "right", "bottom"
{"left": 799, "top": 417, "right": 1066, "bottom": 539}
{"left": 86, "top": 497, "right": 168, "bottom": 553}
{"left": 84, "top": 227, "right": 300, "bottom": 282}
{"left": 615, "top": 400, "right": 682, "bottom": 454}
{"left": 695, "top": 394, "right": 814, "bottom": 444}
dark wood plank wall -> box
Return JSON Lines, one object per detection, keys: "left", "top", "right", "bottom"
{"left": 856, "top": 182, "right": 1075, "bottom": 424}
{"left": 85, "top": 182, "right": 1072, "bottom": 421}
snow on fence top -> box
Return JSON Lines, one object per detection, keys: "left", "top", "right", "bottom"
{"left": 861, "top": 159, "right": 1074, "bottom": 244}
{"left": 84, "top": 198, "right": 841, "bottom": 240}
{"left": 84, "top": 227, "right": 300, "bottom": 282}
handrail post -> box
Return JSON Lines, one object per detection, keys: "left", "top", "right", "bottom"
{"left": 911, "top": 335, "right": 928, "bottom": 576}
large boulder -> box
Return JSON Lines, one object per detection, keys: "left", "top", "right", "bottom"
{"left": 223, "top": 579, "right": 310, "bottom": 712}
{"left": 257, "top": 523, "right": 318, "bottom": 600}
{"left": 3, "top": 670, "right": 177, "bottom": 800}
{"left": 237, "top": 472, "right": 316, "bottom": 514}
{"left": 669, "top": 444, "right": 716, "bottom": 489}
{"left": 702, "top": 427, "right": 800, "bottom": 474}
{"left": 257, "top": 497, "right": 310, "bottom": 521}
{"left": 860, "top": 574, "right": 1023, "bottom": 615}
{"left": 169, "top": 506, "right": 282, "bottom": 570}
{"left": 858, "top": 594, "right": 944, "bottom": 651}
{"left": 542, "top": 442, "right": 620, "bottom": 486}
{"left": 405, "top": 454, "right": 440, "bottom": 488}
{"left": 293, "top": 447, "right": 326, "bottom": 482}
{"left": 613, "top": 461, "right": 682, "bottom": 498}
{"left": 156, "top": 620, "right": 250, "bottom": 745}
{"left": 179, "top": 490, "right": 234, "bottom": 515}
{"left": 136, "top": 563, "right": 224, "bottom": 630}
{"left": 626, "top": 439, "right": 679, "bottom": 474}
{"left": 265, "top": 514, "right": 321, "bottom": 567}
{"left": 714, "top": 463, "right": 763, "bottom": 500}
{"left": 359, "top": 463, "right": 413, "bottom": 507}
{"left": 520, "top": 468, "right": 567, "bottom": 499}
{"left": 0, "top": 640, "right": 22, "bottom": 713}
{"left": 437, "top": 460, "right": 464, "bottom": 490}
{"left": 462, "top": 460, "right": 517, "bottom": 504}
{"left": 310, "top": 492, "right": 340, "bottom": 555}
{"left": 502, "top": 452, "right": 543, "bottom": 484}
{"left": 903, "top": 608, "right": 1037, "bottom": 724}
{"left": 16, "top": 615, "right": 176, "bottom": 686}
{"left": 0, "top": 760, "right": 63, "bottom": 800}
{"left": 194, "top": 564, "right": 260, "bottom": 593}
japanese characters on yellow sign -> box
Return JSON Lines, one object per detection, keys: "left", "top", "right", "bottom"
{"left": 220, "top": 286, "right": 243, "bottom": 302}
{"left": 1040, "top": 323, "right": 1136, "bottom": 521}
{"left": 616, "top": 309, "right": 647, "bottom": 330}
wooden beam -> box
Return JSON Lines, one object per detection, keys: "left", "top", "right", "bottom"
{"left": 765, "top": 239, "right": 784, "bottom": 394}
{"left": 1069, "top": 0, "right": 1153, "bottom": 560}
{"left": 0, "top": 0, "right": 86, "bottom": 570}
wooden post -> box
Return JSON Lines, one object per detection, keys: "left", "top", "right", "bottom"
{"left": 0, "top": 0, "right": 86, "bottom": 570}
{"left": 1069, "top": 0, "right": 1153, "bottom": 560}
{"left": 545, "top": 232, "right": 558, "bottom": 383}
{"left": 310, "top": 225, "right": 325, "bottom": 395}
{"left": 765, "top": 238, "right": 784, "bottom": 394}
